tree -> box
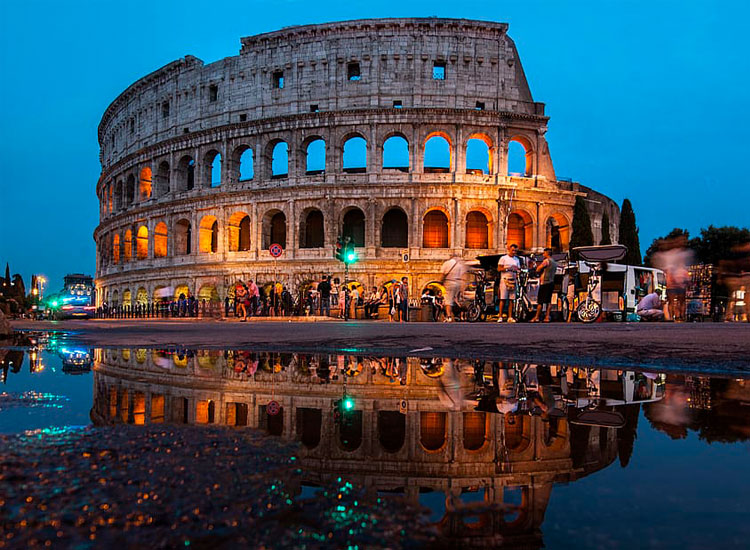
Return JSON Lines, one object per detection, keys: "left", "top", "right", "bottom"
{"left": 692, "top": 225, "right": 750, "bottom": 265}
{"left": 600, "top": 210, "right": 612, "bottom": 245}
{"left": 569, "top": 196, "right": 594, "bottom": 256}
{"left": 619, "top": 199, "right": 642, "bottom": 265}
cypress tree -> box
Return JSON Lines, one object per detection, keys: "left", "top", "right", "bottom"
{"left": 569, "top": 196, "right": 594, "bottom": 256}
{"left": 600, "top": 210, "right": 612, "bottom": 245}
{"left": 619, "top": 198, "right": 642, "bottom": 265}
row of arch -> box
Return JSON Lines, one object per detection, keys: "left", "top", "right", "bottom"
{"left": 100, "top": 132, "right": 535, "bottom": 214}
{"left": 100, "top": 208, "right": 570, "bottom": 265}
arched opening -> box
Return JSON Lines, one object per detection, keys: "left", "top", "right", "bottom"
{"left": 175, "top": 219, "right": 191, "bottom": 255}
{"left": 123, "top": 230, "right": 132, "bottom": 262}
{"left": 205, "top": 150, "right": 222, "bottom": 187}
{"left": 271, "top": 141, "right": 288, "bottom": 178}
{"left": 382, "top": 135, "right": 409, "bottom": 171}
{"left": 228, "top": 212, "right": 251, "bottom": 252}
{"left": 139, "top": 167, "right": 152, "bottom": 200}
{"left": 546, "top": 214, "right": 570, "bottom": 252}
{"left": 424, "top": 134, "right": 451, "bottom": 173}
{"left": 136, "top": 226, "right": 148, "bottom": 260}
{"left": 342, "top": 136, "right": 367, "bottom": 173}
{"left": 199, "top": 216, "right": 219, "bottom": 253}
{"left": 233, "top": 145, "right": 254, "bottom": 182}
{"left": 466, "top": 211, "right": 489, "bottom": 249}
{"left": 381, "top": 208, "right": 408, "bottom": 248}
{"left": 378, "top": 411, "right": 406, "bottom": 453}
{"left": 463, "top": 412, "right": 488, "bottom": 451}
{"left": 174, "top": 285, "right": 190, "bottom": 300}
{"left": 506, "top": 211, "right": 533, "bottom": 250}
{"left": 114, "top": 180, "right": 123, "bottom": 210}
{"left": 420, "top": 412, "right": 447, "bottom": 451}
{"left": 263, "top": 210, "right": 286, "bottom": 249}
{"left": 125, "top": 174, "right": 135, "bottom": 204}
{"left": 507, "top": 137, "right": 533, "bottom": 177}
{"left": 198, "top": 285, "right": 219, "bottom": 303}
{"left": 264, "top": 405, "right": 284, "bottom": 436}
{"left": 295, "top": 408, "right": 322, "bottom": 448}
{"left": 342, "top": 208, "right": 365, "bottom": 247}
{"left": 339, "top": 410, "right": 363, "bottom": 451}
{"left": 111, "top": 289, "right": 119, "bottom": 306}
{"left": 112, "top": 234, "right": 120, "bottom": 264}
{"left": 155, "top": 161, "right": 169, "bottom": 196}
{"left": 154, "top": 222, "right": 168, "bottom": 257}
{"left": 466, "top": 136, "right": 492, "bottom": 175}
{"left": 177, "top": 155, "right": 195, "bottom": 191}
{"left": 423, "top": 210, "right": 449, "bottom": 248}
{"left": 305, "top": 138, "right": 326, "bottom": 174}
{"left": 504, "top": 414, "right": 531, "bottom": 452}
{"left": 135, "top": 287, "right": 148, "bottom": 306}
{"left": 122, "top": 289, "right": 132, "bottom": 307}
{"left": 301, "top": 209, "right": 324, "bottom": 248}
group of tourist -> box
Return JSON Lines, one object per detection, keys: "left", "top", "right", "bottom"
{"left": 304, "top": 275, "right": 412, "bottom": 322}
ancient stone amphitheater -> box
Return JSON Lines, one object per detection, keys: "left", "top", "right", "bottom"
{"left": 94, "top": 17, "right": 619, "bottom": 307}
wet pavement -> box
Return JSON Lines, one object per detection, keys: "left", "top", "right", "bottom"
{"left": 10, "top": 319, "right": 750, "bottom": 372}
{"left": 1, "top": 335, "right": 750, "bottom": 548}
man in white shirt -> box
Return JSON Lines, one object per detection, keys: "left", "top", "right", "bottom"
{"left": 497, "top": 244, "right": 521, "bottom": 322}
{"left": 636, "top": 289, "right": 665, "bottom": 321}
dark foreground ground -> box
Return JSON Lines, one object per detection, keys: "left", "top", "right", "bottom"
{"left": 0, "top": 425, "right": 431, "bottom": 549}
{"left": 11, "top": 319, "right": 750, "bottom": 373}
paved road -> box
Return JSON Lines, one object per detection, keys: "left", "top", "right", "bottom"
{"left": 11, "top": 318, "right": 750, "bottom": 373}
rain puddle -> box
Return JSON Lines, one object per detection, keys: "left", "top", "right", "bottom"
{"left": 1, "top": 336, "right": 749, "bottom": 549}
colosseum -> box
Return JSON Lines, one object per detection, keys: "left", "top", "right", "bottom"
{"left": 94, "top": 17, "right": 619, "bottom": 307}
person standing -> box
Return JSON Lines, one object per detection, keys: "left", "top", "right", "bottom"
{"left": 318, "top": 276, "right": 331, "bottom": 317}
{"left": 530, "top": 248, "right": 558, "bottom": 322}
{"left": 247, "top": 280, "right": 259, "bottom": 317}
{"left": 440, "top": 254, "right": 467, "bottom": 322}
{"left": 398, "top": 277, "right": 409, "bottom": 322}
{"left": 338, "top": 284, "right": 347, "bottom": 319}
{"left": 497, "top": 244, "right": 521, "bottom": 322}
{"left": 235, "top": 281, "right": 249, "bottom": 322}
{"left": 331, "top": 278, "right": 340, "bottom": 315}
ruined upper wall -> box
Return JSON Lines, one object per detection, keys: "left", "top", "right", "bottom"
{"left": 98, "top": 18, "right": 542, "bottom": 169}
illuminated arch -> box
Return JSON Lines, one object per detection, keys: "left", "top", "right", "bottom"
{"left": 136, "top": 225, "right": 148, "bottom": 260}
{"left": 423, "top": 209, "right": 450, "bottom": 248}
{"left": 199, "top": 216, "right": 219, "bottom": 253}
{"left": 507, "top": 135, "right": 534, "bottom": 177}
{"left": 123, "top": 230, "right": 132, "bottom": 262}
{"left": 465, "top": 210, "right": 490, "bottom": 249}
{"left": 463, "top": 412, "right": 488, "bottom": 451}
{"left": 153, "top": 222, "right": 168, "bottom": 257}
{"left": 228, "top": 212, "right": 251, "bottom": 252}
{"left": 546, "top": 212, "right": 570, "bottom": 252}
{"left": 506, "top": 210, "right": 534, "bottom": 250}
{"left": 112, "top": 233, "right": 120, "bottom": 264}
{"left": 465, "top": 134, "right": 493, "bottom": 174}
{"left": 420, "top": 412, "right": 447, "bottom": 452}
{"left": 139, "top": 167, "right": 152, "bottom": 200}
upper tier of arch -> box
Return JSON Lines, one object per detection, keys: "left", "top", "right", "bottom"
{"left": 98, "top": 18, "right": 543, "bottom": 170}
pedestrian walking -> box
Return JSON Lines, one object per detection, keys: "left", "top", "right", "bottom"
{"left": 235, "top": 281, "right": 249, "bottom": 321}
{"left": 440, "top": 254, "right": 467, "bottom": 322}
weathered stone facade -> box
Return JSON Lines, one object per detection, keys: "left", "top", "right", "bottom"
{"left": 94, "top": 18, "right": 619, "bottom": 306}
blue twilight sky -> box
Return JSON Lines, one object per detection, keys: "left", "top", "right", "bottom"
{"left": 1, "top": 0, "right": 748, "bottom": 291}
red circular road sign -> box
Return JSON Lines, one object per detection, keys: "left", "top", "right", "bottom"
{"left": 269, "top": 243, "right": 283, "bottom": 258}
{"left": 267, "top": 400, "right": 281, "bottom": 416}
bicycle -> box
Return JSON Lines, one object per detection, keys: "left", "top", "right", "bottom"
{"left": 511, "top": 268, "right": 536, "bottom": 322}
{"left": 576, "top": 261, "right": 603, "bottom": 323}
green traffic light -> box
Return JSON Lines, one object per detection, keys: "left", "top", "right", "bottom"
{"left": 343, "top": 396, "right": 355, "bottom": 410}
{"left": 51, "top": 300, "right": 58, "bottom": 307}
{"left": 346, "top": 252, "right": 356, "bottom": 262}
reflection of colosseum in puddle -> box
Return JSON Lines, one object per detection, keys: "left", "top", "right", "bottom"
{"left": 91, "top": 349, "right": 660, "bottom": 548}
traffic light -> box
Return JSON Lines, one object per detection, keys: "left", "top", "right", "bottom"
{"left": 334, "top": 235, "right": 344, "bottom": 262}
{"left": 344, "top": 241, "right": 357, "bottom": 264}
{"left": 342, "top": 394, "right": 355, "bottom": 411}
{"left": 333, "top": 394, "right": 356, "bottom": 425}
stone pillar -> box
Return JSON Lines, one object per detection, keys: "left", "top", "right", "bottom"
{"left": 288, "top": 199, "right": 296, "bottom": 258}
